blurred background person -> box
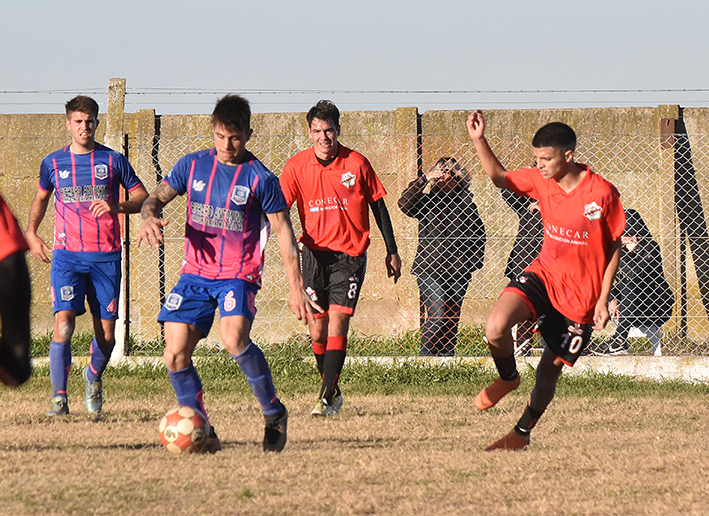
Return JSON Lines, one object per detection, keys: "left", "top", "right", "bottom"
{"left": 0, "top": 191, "right": 31, "bottom": 387}
{"left": 399, "top": 157, "right": 486, "bottom": 356}
{"left": 594, "top": 209, "right": 674, "bottom": 356}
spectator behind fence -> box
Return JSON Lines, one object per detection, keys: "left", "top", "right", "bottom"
{"left": 398, "top": 157, "right": 486, "bottom": 356}
{"left": 594, "top": 209, "right": 674, "bottom": 356}
{"left": 502, "top": 189, "right": 543, "bottom": 357}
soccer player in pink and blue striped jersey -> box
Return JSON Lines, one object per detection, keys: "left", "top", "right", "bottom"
{"left": 26, "top": 96, "right": 148, "bottom": 416}
{"left": 138, "top": 94, "right": 315, "bottom": 453}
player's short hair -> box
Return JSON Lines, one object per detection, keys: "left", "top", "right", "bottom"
{"left": 532, "top": 122, "right": 576, "bottom": 152}
{"left": 65, "top": 96, "right": 99, "bottom": 119}
{"left": 211, "top": 94, "right": 251, "bottom": 133}
{"left": 307, "top": 100, "right": 340, "bottom": 133}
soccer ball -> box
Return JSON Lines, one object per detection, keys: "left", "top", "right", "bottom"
{"left": 159, "top": 406, "right": 208, "bottom": 455}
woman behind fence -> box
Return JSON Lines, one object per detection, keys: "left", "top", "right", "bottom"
{"left": 594, "top": 208, "right": 674, "bottom": 355}
{"left": 398, "top": 157, "right": 486, "bottom": 356}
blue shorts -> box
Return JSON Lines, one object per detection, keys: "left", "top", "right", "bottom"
{"left": 158, "top": 274, "right": 258, "bottom": 337}
{"left": 50, "top": 250, "right": 121, "bottom": 320}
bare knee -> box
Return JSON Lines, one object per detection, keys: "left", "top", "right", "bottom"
{"left": 485, "top": 311, "right": 511, "bottom": 345}
{"left": 53, "top": 314, "right": 75, "bottom": 343}
{"left": 163, "top": 347, "right": 190, "bottom": 372}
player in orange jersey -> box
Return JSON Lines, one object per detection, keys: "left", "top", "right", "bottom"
{"left": 467, "top": 110, "right": 625, "bottom": 450}
{"left": 280, "top": 100, "right": 401, "bottom": 416}
{"left": 0, "top": 192, "right": 32, "bottom": 387}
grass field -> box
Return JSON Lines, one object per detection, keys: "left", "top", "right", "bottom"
{"left": 1, "top": 348, "right": 709, "bottom": 516}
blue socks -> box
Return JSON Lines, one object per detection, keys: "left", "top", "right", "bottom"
{"left": 232, "top": 342, "right": 282, "bottom": 416}
{"left": 168, "top": 363, "right": 207, "bottom": 418}
{"left": 49, "top": 340, "right": 72, "bottom": 398}
{"left": 87, "top": 337, "right": 112, "bottom": 383}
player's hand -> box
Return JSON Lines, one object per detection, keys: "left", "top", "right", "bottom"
{"left": 592, "top": 300, "right": 611, "bottom": 330}
{"left": 137, "top": 217, "right": 169, "bottom": 248}
{"left": 288, "top": 288, "right": 324, "bottom": 323}
{"left": 89, "top": 200, "right": 116, "bottom": 218}
{"left": 386, "top": 252, "right": 402, "bottom": 284}
{"left": 26, "top": 233, "right": 51, "bottom": 263}
{"left": 608, "top": 299, "right": 620, "bottom": 321}
{"left": 466, "top": 110, "right": 485, "bottom": 141}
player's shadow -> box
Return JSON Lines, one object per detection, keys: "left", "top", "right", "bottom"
{"left": 674, "top": 113, "right": 709, "bottom": 324}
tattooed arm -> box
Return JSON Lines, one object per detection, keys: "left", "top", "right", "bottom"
{"left": 136, "top": 182, "right": 179, "bottom": 249}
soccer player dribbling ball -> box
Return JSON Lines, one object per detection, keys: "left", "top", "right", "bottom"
{"left": 26, "top": 96, "right": 149, "bottom": 416}
{"left": 466, "top": 110, "right": 625, "bottom": 450}
{"left": 138, "top": 94, "right": 315, "bottom": 453}
{"left": 279, "top": 100, "right": 402, "bottom": 417}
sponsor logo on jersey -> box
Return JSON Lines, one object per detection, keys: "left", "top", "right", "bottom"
{"left": 192, "top": 180, "right": 206, "bottom": 192}
{"left": 584, "top": 202, "right": 602, "bottom": 221}
{"left": 231, "top": 185, "right": 250, "bottom": 206}
{"left": 164, "top": 293, "right": 183, "bottom": 311}
{"left": 60, "top": 286, "right": 75, "bottom": 301}
{"left": 59, "top": 169, "right": 71, "bottom": 179}
{"left": 340, "top": 172, "right": 356, "bottom": 188}
{"left": 94, "top": 164, "right": 108, "bottom": 180}
{"left": 310, "top": 206, "right": 320, "bottom": 213}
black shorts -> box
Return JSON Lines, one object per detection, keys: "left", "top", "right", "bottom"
{"left": 505, "top": 272, "right": 592, "bottom": 366}
{"left": 300, "top": 246, "right": 367, "bottom": 318}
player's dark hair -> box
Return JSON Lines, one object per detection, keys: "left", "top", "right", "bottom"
{"left": 307, "top": 100, "right": 340, "bottom": 133}
{"left": 532, "top": 122, "right": 576, "bottom": 151}
{"left": 65, "top": 96, "right": 99, "bottom": 119}
{"left": 211, "top": 94, "right": 251, "bottom": 133}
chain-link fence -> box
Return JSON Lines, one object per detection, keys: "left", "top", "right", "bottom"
{"left": 124, "top": 127, "right": 709, "bottom": 357}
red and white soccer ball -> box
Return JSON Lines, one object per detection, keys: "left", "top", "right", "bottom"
{"left": 159, "top": 406, "right": 208, "bottom": 455}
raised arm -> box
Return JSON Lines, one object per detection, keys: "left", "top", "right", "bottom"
{"left": 466, "top": 110, "right": 508, "bottom": 189}
{"left": 267, "top": 209, "right": 321, "bottom": 322}
{"left": 136, "top": 182, "right": 179, "bottom": 248}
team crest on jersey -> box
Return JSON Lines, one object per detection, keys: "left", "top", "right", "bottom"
{"left": 59, "top": 169, "right": 71, "bottom": 179}
{"left": 94, "top": 164, "right": 108, "bottom": 180}
{"left": 60, "top": 286, "right": 75, "bottom": 301}
{"left": 164, "top": 293, "right": 183, "bottom": 311}
{"left": 340, "top": 172, "right": 356, "bottom": 188}
{"left": 192, "top": 180, "right": 206, "bottom": 192}
{"left": 584, "top": 202, "right": 602, "bottom": 221}
{"left": 231, "top": 185, "right": 250, "bottom": 205}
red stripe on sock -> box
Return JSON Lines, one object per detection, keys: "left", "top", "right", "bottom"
{"left": 312, "top": 340, "right": 326, "bottom": 355}
{"left": 327, "top": 336, "right": 347, "bottom": 352}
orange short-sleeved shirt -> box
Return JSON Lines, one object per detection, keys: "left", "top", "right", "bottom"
{"left": 0, "top": 193, "right": 29, "bottom": 262}
{"left": 506, "top": 164, "right": 626, "bottom": 324}
{"left": 280, "top": 145, "right": 387, "bottom": 256}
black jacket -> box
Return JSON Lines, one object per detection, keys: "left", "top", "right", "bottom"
{"left": 612, "top": 209, "right": 674, "bottom": 326}
{"left": 398, "top": 176, "right": 486, "bottom": 281}
{"left": 501, "top": 189, "right": 543, "bottom": 280}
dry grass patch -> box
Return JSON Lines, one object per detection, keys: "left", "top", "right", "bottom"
{"left": 1, "top": 373, "right": 709, "bottom": 516}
